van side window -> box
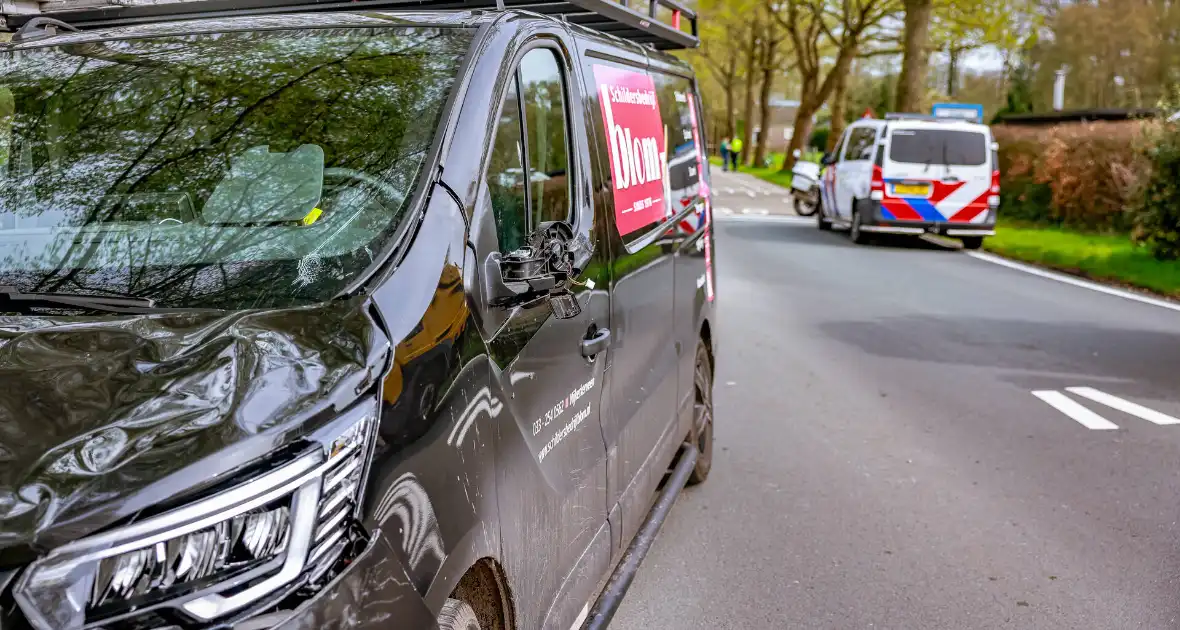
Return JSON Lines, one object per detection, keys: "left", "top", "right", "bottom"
{"left": 844, "top": 127, "right": 877, "bottom": 162}
{"left": 520, "top": 48, "right": 571, "bottom": 229}
{"left": 654, "top": 72, "right": 702, "bottom": 210}
{"left": 831, "top": 130, "right": 847, "bottom": 162}
{"left": 485, "top": 80, "right": 528, "bottom": 252}
{"left": 485, "top": 48, "right": 574, "bottom": 253}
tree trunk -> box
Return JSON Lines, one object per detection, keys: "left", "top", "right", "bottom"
{"left": 782, "top": 45, "right": 857, "bottom": 171}
{"left": 754, "top": 43, "right": 776, "bottom": 166}
{"left": 827, "top": 59, "right": 851, "bottom": 151}
{"left": 724, "top": 79, "right": 736, "bottom": 140}
{"left": 741, "top": 22, "right": 759, "bottom": 167}
{"left": 947, "top": 46, "right": 958, "bottom": 98}
{"left": 895, "top": 0, "right": 933, "bottom": 112}
{"left": 723, "top": 52, "right": 738, "bottom": 139}
{"left": 784, "top": 94, "right": 818, "bottom": 170}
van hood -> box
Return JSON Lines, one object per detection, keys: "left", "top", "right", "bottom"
{"left": 0, "top": 299, "right": 388, "bottom": 562}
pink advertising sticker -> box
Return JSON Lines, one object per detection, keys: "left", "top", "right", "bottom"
{"left": 686, "top": 95, "right": 715, "bottom": 302}
{"left": 592, "top": 65, "right": 668, "bottom": 237}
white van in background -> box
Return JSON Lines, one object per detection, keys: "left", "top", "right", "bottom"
{"left": 816, "top": 114, "right": 1000, "bottom": 249}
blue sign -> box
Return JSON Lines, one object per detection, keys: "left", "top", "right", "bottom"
{"left": 931, "top": 103, "right": 984, "bottom": 123}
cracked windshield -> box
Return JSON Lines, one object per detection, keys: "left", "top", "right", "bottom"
{"left": 0, "top": 26, "right": 470, "bottom": 309}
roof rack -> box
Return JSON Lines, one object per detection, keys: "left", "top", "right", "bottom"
{"left": 884, "top": 112, "right": 986, "bottom": 124}
{"left": 884, "top": 113, "right": 946, "bottom": 122}
{"left": 0, "top": 0, "right": 698, "bottom": 49}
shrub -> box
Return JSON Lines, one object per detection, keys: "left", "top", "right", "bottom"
{"left": 809, "top": 126, "right": 830, "bottom": 153}
{"left": 1132, "top": 123, "right": 1180, "bottom": 259}
{"left": 992, "top": 122, "right": 1150, "bottom": 231}
{"left": 994, "top": 134, "right": 1055, "bottom": 224}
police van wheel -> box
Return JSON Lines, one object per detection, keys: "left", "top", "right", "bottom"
{"left": 438, "top": 598, "right": 482, "bottom": 630}
{"left": 961, "top": 236, "right": 984, "bottom": 250}
{"left": 850, "top": 210, "right": 869, "bottom": 245}
{"left": 687, "top": 342, "right": 714, "bottom": 486}
{"left": 816, "top": 206, "right": 832, "bottom": 231}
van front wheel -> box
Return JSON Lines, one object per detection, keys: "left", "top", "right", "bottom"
{"left": 850, "top": 210, "right": 869, "bottom": 245}
{"left": 816, "top": 206, "right": 832, "bottom": 231}
{"left": 687, "top": 342, "right": 714, "bottom": 485}
{"left": 961, "top": 236, "right": 985, "bottom": 250}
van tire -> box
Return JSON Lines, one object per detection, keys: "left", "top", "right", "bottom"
{"left": 816, "top": 206, "right": 832, "bottom": 231}
{"left": 849, "top": 209, "right": 868, "bottom": 245}
{"left": 439, "top": 598, "right": 482, "bottom": 630}
{"left": 687, "top": 342, "right": 714, "bottom": 485}
{"left": 960, "top": 236, "right": 984, "bottom": 250}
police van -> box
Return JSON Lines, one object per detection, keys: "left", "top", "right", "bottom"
{"left": 0, "top": 2, "right": 716, "bottom": 629}
{"left": 816, "top": 113, "right": 1000, "bottom": 249}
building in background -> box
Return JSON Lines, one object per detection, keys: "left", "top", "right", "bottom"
{"left": 761, "top": 95, "right": 799, "bottom": 154}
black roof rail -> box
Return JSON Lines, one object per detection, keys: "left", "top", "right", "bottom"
{"left": 883, "top": 112, "right": 985, "bottom": 124}
{"left": 1, "top": 0, "right": 698, "bottom": 49}
{"left": 884, "top": 113, "right": 945, "bottom": 122}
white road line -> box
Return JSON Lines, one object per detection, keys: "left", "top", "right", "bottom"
{"left": 1032, "top": 390, "right": 1119, "bottom": 430}
{"left": 758, "top": 209, "right": 769, "bottom": 215}
{"left": 741, "top": 208, "right": 750, "bottom": 214}
{"left": 1065, "top": 387, "right": 1180, "bottom": 425}
{"left": 746, "top": 191, "right": 757, "bottom": 198}
{"left": 717, "top": 207, "right": 733, "bottom": 215}
{"left": 966, "top": 251, "right": 1180, "bottom": 314}
{"left": 716, "top": 214, "right": 811, "bottom": 224}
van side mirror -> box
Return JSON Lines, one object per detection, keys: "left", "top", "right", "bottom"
{"left": 820, "top": 152, "right": 836, "bottom": 166}
{"left": 485, "top": 221, "right": 586, "bottom": 319}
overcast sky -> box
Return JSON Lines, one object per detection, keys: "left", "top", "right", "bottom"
{"left": 959, "top": 46, "right": 1006, "bottom": 73}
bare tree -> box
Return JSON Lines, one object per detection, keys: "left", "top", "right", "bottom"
{"left": 754, "top": 0, "right": 791, "bottom": 166}
{"left": 827, "top": 46, "right": 856, "bottom": 150}
{"left": 896, "top": 0, "right": 934, "bottom": 111}
{"left": 741, "top": 12, "right": 762, "bottom": 166}
{"left": 777, "top": 0, "right": 901, "bottom": 171}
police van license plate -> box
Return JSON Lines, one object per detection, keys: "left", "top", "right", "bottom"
{"left": 892, "top": 183, "right": 930, "bottom": 196}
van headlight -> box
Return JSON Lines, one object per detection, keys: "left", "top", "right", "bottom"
{"left": 15, "top": 399, "right": 377, "bottom": 630}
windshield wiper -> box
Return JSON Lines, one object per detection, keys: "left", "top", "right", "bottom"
{"left": 0, "top": 286, "right": 158, "bottom": 314}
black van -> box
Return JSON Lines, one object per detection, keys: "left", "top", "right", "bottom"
{"left": 0, "top": 2, "right": 716, "bottom": 628}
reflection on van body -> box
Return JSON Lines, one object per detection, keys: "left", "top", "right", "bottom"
{"left": 0, "top": 8, "right": 715, "bottom": 630}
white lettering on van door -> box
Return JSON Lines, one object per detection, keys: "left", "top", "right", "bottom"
{"left": 592, "top": 64, "right": 668, "bottom": 236}
{"left": 601, "top": 85, "right": 663, "bottom": 198}
{"left": 531, "top": 376, "right": 596, "bottom": 437}
{"left": 533, "top": 376, "right": 597, "bottom": 461}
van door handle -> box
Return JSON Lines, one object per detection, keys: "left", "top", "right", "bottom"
{"left": 581, "top": 327, "right": 611, "bottom": 358}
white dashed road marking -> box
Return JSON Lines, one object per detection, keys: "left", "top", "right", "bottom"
{"left": 1032, "top": 390, "right": 1119, "bottom": 430}
{"left": 1065, "top": 387, "right": 1180, "bottom": 425}
{"left": 715, "top": 214, "right": 811, "bottom": 224}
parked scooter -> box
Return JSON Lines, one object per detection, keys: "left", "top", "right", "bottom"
{"left": 789, "top": 149, "right": 821, "bottom": 216}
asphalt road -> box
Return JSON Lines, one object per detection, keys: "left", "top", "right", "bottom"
{"left": 612, "top": 173, "right": 1180, "bottom": 629}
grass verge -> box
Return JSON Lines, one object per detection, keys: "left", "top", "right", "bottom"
{"left": 984, "top": 221, "right": 1180, "bottom": 298}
